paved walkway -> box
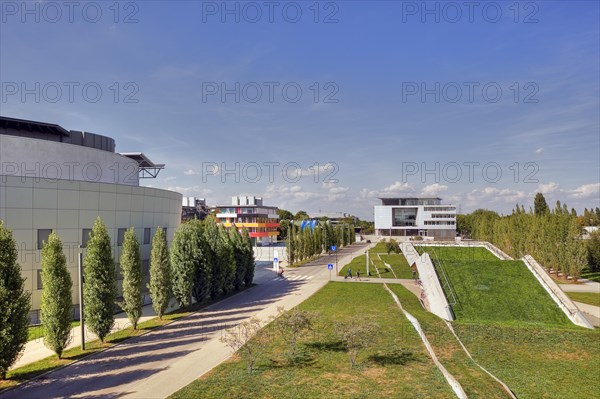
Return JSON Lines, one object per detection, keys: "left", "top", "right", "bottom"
{"left": 559, "top": 281, "right": 600, "bottom": 293}
{"left": 1, "top": 243, "right": 369, "bottom": 399}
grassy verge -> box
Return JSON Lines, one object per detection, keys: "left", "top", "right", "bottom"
{"left": 379, "top": 254, "right": 414, "bottom": 279}
{"left": 454, "top": 322, "right": 600, "bottom": 399}
{"left": 170, "top": 282, "right": 454, "bottom": 399}
{"left": 566, "top": 292, "right": 600, "bottom": 307}
{"left": 420, "top": 246, "right": 571, "bottom": 326}
{"left": 338, "top": 242, "right": 410, "bottom": 279}
{"left": 387, "top": 284, "right": 512, "bottom": 398}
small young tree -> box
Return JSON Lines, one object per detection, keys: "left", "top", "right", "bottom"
{"left": 270, "top": 306, "right": 318, "bottom": 361}
{"left": 149, "top": 227, "right": 171, "bottom": 319}
{"left": 242, "top": 228, "right": 255, "bottom": 286}
{"left": 120, "top": 228, "right": 143, "bottom": 329}
{"left": 219, "top": 317, "right": 266, "bottom": 373}
{"left": 385, "top": 239, "right": 400, "bottom": 255}
{"left": 40, "top": 232, "right": 73, "bottom": 358}
{"left": 0, "top": 222, "right": 31, "bottom": 379}
{"left": 83, "top": 217, "right": 117, "bottom": 342}
{"left": 334, "top": 318, "right": 379, "bottom": 367}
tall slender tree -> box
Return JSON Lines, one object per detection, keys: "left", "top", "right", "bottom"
{"left": 242, "top": 228, "right": 255, "bottom": 286}
{"left": 83, "top": 217, "right": 117, "bottom": 342}
{"left": 120, "top": 228, "right": 143, "bottom": 329}
{"left": 230, "top": 227, "right": 247, "bottom": 291}
{"left": 171, "top": 222, "right": 200, "bottom": 307}
{"left": 148, "top": 227, "right": 171, "bottom": 319}
{"left": 0, "top": 222, "right": 31, "bottom": 379}
{"left": 40, "top": 232, "right": 72, "bottom": 358}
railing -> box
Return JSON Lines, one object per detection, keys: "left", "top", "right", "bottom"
{"left": 431, "top": 250, "right": 458, "bottom": 308}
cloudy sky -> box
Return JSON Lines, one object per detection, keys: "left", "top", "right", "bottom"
{"left": 1, "top": 1, "right": 598, "bottom": 219}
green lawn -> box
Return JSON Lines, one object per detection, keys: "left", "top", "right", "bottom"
{"left": 419, "top": 246, "right": 572, "bottom": 326}
{"left": 387, "top": 284, "right": 512, "bottom": 398}
{"left": 171, "top": 283, "right": 455, "bottom": 399}
{"left": 379, "top": 254, "right": 414, "bottom": 279}
{"left": 338, "top": 242, "right": 411, "bottom": 279}
{"left": 566, "top": 292, "right": 600, "bottom": 307}
{"left": 454, "top": 322, "right": 600, "bottom": 399}
{"left": 582, "top": 268, "right": 600, "bottom": 283}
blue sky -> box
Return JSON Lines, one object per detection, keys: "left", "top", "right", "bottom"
{"left": 1, "top": 0, "right": 598, "bottom": 219}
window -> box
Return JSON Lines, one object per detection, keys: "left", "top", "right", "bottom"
{"left": 82, "top": 229, "right": 92, "bottom": 247}
{"left": 37, "top": 229, "right": 52, "bottom": 250}
{"left": 37, "top": 269, "right": 43, "bottom": 289}
{"left": 144, "top": 228, "right": 151, "bottom": 245}
{"left": 142, "top": 259, "right": 150, "bottom": 276}
{"left": 117, "top": 228, "right": 127, "bottom": 246}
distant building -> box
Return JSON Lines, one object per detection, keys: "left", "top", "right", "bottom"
{"left": 309, "top": 212, "right": 357, "bottom": 224}
{"left": 215, "top": 196, "right": 279, "bottom": 245}
{"left": 374, "top": 197, "right": 456, "bottom": 239}
{"left": 181, "top": 197, "right": 209, "bottom": 222}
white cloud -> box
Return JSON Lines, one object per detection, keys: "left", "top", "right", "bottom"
{"left": 568, "top": 183, "right": 600, "bottom": 199}
{"left": 381, "top": 181, "right": 414, "bottom": 194}
{"left": 164, "top": 176, "right": 177, "bottom": 181}
{"left": 421, "top": 183, "right": 448, "bottom": 196}
{"left": 183, "top": 169, "right": 199, "bottom": 176}
{"left": 534, "top": 182, "right": 560, "bottom": 195}
{"left": 535, "top": 147, "right": 544, "bottom": 154}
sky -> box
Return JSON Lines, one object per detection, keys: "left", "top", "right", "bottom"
{"left": 1, "top": 0, "right": 599, "bottom": 220}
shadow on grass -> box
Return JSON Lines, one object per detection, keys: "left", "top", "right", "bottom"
{"left": 306, "top": 340, "right": 345, "bottom": 352}
{"left": 367, "top": 349, "right": 421, "bottom": 366}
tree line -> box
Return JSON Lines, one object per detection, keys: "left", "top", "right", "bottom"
{"left": 457, "top": 193, "right": 597, "bottom": 280}
{"left": 286, "top": 222, "right": 356, "bottom": 265}
{"left": 0, "top": 215, "right": 254, "bottom": 379}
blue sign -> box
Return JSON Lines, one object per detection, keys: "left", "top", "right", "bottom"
{"left": 274, "top": 257, "right": 278, "bottom": 262}
{"left": 327, "top": 264, "right": 334, "bottom": 270}
{"left": 331, "top": 245, "right": 337, "bottom": 251}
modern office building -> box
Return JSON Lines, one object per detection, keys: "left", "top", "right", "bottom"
{"left": 374, "top": 197, "right": 456, "bottom": 239}
{"left": 181, "top": 196, "right": 209, "bottom": 222}
{"left": 0, "top": 116, "right": 182, "bottom": 323}
{"left": 215, "top": 196, "right": 279, "bottom": 245}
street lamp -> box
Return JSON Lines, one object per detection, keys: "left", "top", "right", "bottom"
{"left": 78, "top": 245, "right": 85, "bottom": 350}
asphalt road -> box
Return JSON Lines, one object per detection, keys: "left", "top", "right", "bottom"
{"left": 1, "top": 243, "right": 368, "bottom": 399}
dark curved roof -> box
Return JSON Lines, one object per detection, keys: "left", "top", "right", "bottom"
{"left": 0, "top": 115, "right": 70, "bottom": 136}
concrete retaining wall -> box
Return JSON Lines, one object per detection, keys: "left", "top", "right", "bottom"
{"left": 522, "top": 255, "right": 593, "bottom": 329}
{"left": 401, "top": 242, "right": 454, "bottom": 321}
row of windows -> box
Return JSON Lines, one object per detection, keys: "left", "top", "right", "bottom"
{"left": 37, "top": 259, "right": 151, "bottom": 290}
{"left": 423, "top": 207, "right": 456, "bottom": 212}
{"left": 431, "top": 214, "right": 455, "bottom": 219}
{"left": 424, "top": 221, "right": 456, "bottom": 226}
{"left": 37, "top": 227, "right": 156, "bottom": 250}
{"left": 220, "top": 207, "right": 277, "bottom": 215}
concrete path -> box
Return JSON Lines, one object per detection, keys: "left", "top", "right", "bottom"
{"left": 559, "top": 281, "right": 600, "bottom": 293}
{"left": 1, "top": 243, "right": 369, "bottom": 399}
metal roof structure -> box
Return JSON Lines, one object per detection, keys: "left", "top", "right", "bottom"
{"left": 119, "top": 152, "right": 165, "bottom": 178}
{"left": 0, "top": 115, "right": 70, "bottom": 137}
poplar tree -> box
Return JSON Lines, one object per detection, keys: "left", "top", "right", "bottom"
{"left": 83, "top": 217, "right": 117, "bottom": 342}
{"left": 0, "top": 222, "right": 31, "bottom": 379}
{"left": 171, "top": 222, "right": 200, "bottom": 307}
{"left": 242, "top": 228, "right": 255, "bottom": 286}
{"left": 120, "top": 228, "right": 143, "bottom": 329}
{"left": 148, "top": 227, "right": 171, "bottom": 319}
{"left": 40, "top": 232, "right": 72, "bottom": 358}
{"left": 229, "top": 227, "right": 247, "bottom": 291}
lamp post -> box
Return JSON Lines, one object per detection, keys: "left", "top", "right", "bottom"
{"left": 78, "top": 245, "right": 85, "bottom": 351}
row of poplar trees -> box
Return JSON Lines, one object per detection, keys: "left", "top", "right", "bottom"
{"left": 457, "top": 193, "right": 589, "bottom": 281}
{"left": 0, "top": 215, "right": 254, "bottom": 379}
{"left": 286, "top": 222, "right": 356, "bottom": 265}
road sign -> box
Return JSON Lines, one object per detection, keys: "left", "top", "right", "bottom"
{"left": 327, "top": 263, "right": 333, "bottom": 270}
{"left": 274, "top": 257, "right": 278, "bottom": 262}
{"left": 331, "top": 245, "right": 337, "bottom": 251}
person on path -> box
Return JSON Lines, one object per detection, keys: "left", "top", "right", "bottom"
{"left": 356, "top": 270, "right": 361, "bottom": 281}
{"left": 346, "top": 267, "right": 352, "bottom": 279}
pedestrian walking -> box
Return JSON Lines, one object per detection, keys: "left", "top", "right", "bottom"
{"left": 346, "top": 267, "right": 352, "bottom": 279}
{"left": 356, "top": 270, "right": 361, "bottom": 281}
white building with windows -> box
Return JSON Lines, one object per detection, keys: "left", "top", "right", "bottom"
{"left": 0, "top": 116, "right": 182, "bottom": 323}
{"left": 374, "top": 197, "right": 456, "bottom": 239}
